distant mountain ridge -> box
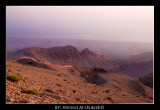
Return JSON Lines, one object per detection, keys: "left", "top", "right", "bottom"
{"left": 6, "top": 37, "right": 153, "bottom": 57}
{"left": 7, "top": 45, "right": 112, "bottom": 69}
{"left": 7, "top": 45, "right": 153, "bottom": 78}
{"left": 109, "top": 52, "right": 153, "bottom": 77}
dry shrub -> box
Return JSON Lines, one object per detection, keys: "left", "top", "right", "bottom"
{"left": 7, "top": 74, "right": 22, "bottom": 82}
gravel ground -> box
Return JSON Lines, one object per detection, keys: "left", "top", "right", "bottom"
{"left": 6, "top": 59, "right": 153, "bottom": 104}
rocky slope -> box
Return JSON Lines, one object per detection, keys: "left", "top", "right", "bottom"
{"left": 6, "top": 58, "right": 153, "bottom": 104}
{"left": 139, "top": 73, "right": 153, "bottom": 88}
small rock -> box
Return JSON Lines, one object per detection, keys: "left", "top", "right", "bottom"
{"left": 46, "top": 92, "right": 52, "bottom": 96}
{"left": 21, "top": 99, "right": 30, "bottom": 103}
{"left": 6, "top": 98, "right": 11, "bottom": 102}
{"left": 16, "top": 91, "right": 21, "bottom": 95}
{"left": 45, "top": 88, "right": 53, "bottom": 93}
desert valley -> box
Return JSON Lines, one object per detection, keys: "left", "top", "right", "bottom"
{"left": 6, "top": 38, "right": 153, "bottom": 104}
{"left": 6, "top": 6, "right": 153, "bottom": 104}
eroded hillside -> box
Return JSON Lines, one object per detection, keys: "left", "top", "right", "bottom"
{"left": 6, "top": 58, "right": 153, "bottom": 104}
{"left": 7, "top": 45, "right": 153, "bottom": 78}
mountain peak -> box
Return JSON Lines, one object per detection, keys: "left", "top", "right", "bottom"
{"left": 81, "top": 48, "right": 90, "bottom": 52}
{"left": 64, "top": 45, "right": 76, "bottom": 48}
{"left": 80, "top": 48, "right": 97, "bottom": 56}
{"left": 48, "top": 45, "right": 78, "bottom": 51}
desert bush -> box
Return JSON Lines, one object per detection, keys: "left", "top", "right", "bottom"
{"left": 21, "top": 89, "right": 38, "bottom": 95}
{"left": 107, "top": 96, "right": 113, "bottom": 102}
{"left": 75, "top": 97, "right": 80, "bottom": 101}
{"left": 73, "top": 89, "right": 76, "bottom": 93}
{"left": 107, "top": 96, "right": 112, "bottom": 100}
{"left": 56, "top": 83, "right": 62, "bottom": 87}
{"left": 7, "top": 74, "right": 22, "bottom": 82}
{"left": 57, "top": 74, "right": 61, "bottom": 76}
{"left": 64, "top": 79, "right": 67, "bottom": 81}
{"left": 105, "top": 89, "right": 110, "bottom": 93}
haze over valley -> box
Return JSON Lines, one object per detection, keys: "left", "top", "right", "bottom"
{"left": 6, "top": 6, "right": 153, "bottom": 104}
{"left": 7, "top": 37, "right": 153, "bottom": 78}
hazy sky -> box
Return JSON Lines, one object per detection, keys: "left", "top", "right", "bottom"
{"left": 6, "top": 6, "right": 154, "bottom": 42}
